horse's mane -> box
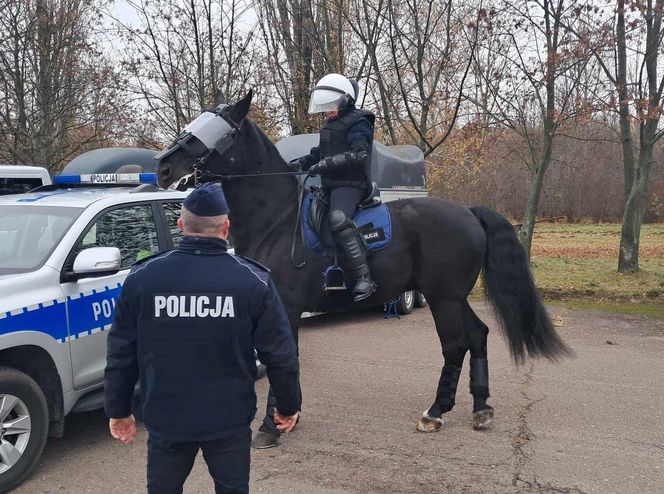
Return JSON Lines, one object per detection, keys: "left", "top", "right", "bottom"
{"left": 234, "top": 115, "right": 302, "bottom": 194}
{"left": 242, "top": 116, "right": 288, "bottom": 169}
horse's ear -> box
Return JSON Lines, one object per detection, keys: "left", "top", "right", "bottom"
{"left": 230, "top": 89, "right": 253, "bottom": 122}
{"left": 214, "top": 91, "right": 225, "bottom": 106}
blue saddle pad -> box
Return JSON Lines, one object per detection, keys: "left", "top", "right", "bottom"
{"left": 302, "top": 192, "right": 392, "bottom": 255}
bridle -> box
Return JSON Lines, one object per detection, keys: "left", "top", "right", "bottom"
{"left": 166, "top": 107, "right": 310, "bottom": 187}
{"left": 161, "top": 108, "right": 311, "bottom": 268}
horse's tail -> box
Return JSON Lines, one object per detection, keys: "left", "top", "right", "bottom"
{"left": 470, "top": 206, "right": 571, "bottom": 363}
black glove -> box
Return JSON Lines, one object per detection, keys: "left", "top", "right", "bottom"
{"left": 308, "top": 151, "right": 369, "bottom": 177}
{"left": 308, "top": 159, "right": 328, "bottom": 176}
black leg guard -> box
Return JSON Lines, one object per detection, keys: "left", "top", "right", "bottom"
{"left": 428, "top": 364, "right": 462, "bottom": 418}
{"left": 329, "top": 210, "right": 376, "bottom": 302}
{"left": 470, "top": 358, "right": 491, "bottom": 413}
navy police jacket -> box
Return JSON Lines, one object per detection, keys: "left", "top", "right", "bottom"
{"left": 104, "top": 236, "right": 300, "bottom": 441}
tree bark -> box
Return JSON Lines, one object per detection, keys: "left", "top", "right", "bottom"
{"left": 36, "top": 0, "right": 53, "bottom": 168}
{"left": 618, "top": 150, "right": 653, "bottom": 271}
{"left": 518, "top": 132, "right": 554, "bottom": 257}
{"left": 518, "top": 0, "right": 559, "bottom": 258}
{"left": 617, "top": 0, "right": 663, "bottom": 272}
{"left": 616, "top": 0, "right": 636, "bottom": 208}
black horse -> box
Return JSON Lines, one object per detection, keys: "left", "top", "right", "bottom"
{"left": 155, "top": 91, "right": 570, "bottom": 448}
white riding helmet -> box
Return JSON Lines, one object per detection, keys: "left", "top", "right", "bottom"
{"left": 308, "top": 73, "right": 358, "bottom": 114}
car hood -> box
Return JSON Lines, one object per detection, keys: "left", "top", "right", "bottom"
{"left": 0, "top": 273, "right": 21, "bottom": 282}
{"left": 0, "top": 267, "right": 62, "bottom": 314}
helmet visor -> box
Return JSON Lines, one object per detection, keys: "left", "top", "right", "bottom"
{"left": 308, "top": 88, "right": 345, "bottom": 114}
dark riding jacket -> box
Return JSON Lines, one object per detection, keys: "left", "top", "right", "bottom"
{"left": 301, "top": 107, "right": 375, "bottom": 189}
{"left": 104, "top": 236, "right": 300, "bottom": 441}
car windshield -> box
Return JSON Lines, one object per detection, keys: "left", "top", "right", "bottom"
{"left": 0, "top": 205, "right": 82, "bottom": 274}
{"left": 0, "top": 178, "right": 44, "bottom": 195}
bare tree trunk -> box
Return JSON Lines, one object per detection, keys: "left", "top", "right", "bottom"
{"left": 517, "top": 0, "right": 560, "bottom": 257}
{"left": 619, "top": 147, "right": 654, "bottom": 271}
{"left": 616, "top": 0, "right": 635, "bottom": 207}
{"left": 617, "top": 0, "right": 663, "bottom": 272}
{"left": 518, "top": 126, "right": 555, "bottom": 257}
{"left": 36, "top": 0, "right": 53, "bottom": 167}
{"left": 519, "top": 162, "right": 546, "bottom": 256}
{"left": 343, "top": 0, "right": 398, "bottom": 143}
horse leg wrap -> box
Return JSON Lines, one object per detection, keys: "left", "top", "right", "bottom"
{"left": 429, "top": 364, "right": 462, "bottom": 417}
{"left": 470, "top": 358, "right": 490, "bottom": 400}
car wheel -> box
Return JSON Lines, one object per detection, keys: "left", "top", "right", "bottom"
{"left": 414, "top": 291, "right": 428, "bottom": 308}
{"left": 0, "top": 367, "right": 49, "bottom": 493}
{"left": 396, "top": 290, "right": 415, "bottom": 315}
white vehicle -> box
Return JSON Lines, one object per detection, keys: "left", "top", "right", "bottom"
{"left": 0, "top": 166, "right": 52, "bottom": 196}
{"left": 0, "top": 173, "right": 191, "bottom": 490}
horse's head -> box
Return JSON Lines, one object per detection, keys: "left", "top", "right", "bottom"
{"left": 155, "top": 90, "right": 253, "bottom": 189}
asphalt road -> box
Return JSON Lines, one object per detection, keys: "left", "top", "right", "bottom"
{"left": 14, "top": 303, "right": 664, "bottom": 494}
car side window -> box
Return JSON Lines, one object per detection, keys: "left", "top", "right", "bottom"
{"left": 162, "top": 201, "right": 183, "bottom": 248}
{"left": 74, "top": 205, "right": 159, "bottom": 269}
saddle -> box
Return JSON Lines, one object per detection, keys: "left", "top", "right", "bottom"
{"left": 302, "top": 183, "right": 391, "bottom": 256}
{"left": 308, "top": 182, "right": 382, "bottom": 240}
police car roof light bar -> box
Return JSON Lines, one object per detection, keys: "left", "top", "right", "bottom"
{"left": 53, "top": 173, "right": 158, "bottom": 185}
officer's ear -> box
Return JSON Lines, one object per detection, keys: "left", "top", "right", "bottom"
{"left": 177, "top": 217, "right": 185, "bottom": 232}
{"left": 221, "top": 217, "right": 230, "bottom": 239}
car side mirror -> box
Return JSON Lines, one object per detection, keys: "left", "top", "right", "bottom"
{"left": 70, "top": 247, "right": 122, "bottom": 280}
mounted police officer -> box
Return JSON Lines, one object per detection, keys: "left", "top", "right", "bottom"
{"left": 104, "top": 182, "right": 300, "bottom": 494}
{"left": 293, "top": 73, "right": 377, "bottom": 302}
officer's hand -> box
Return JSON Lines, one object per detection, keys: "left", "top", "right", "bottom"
{"left": 109, "top": 415, "right": 137, "bottom": 445}
{"left": 307, "top": 160, "right": 325, "bottom": 177}
{"left": 274, "top": 410, "right": 299, "bottom": 433}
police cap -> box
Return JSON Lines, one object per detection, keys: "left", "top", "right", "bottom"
{"left": 183, "top": 182, "right": 230, "bottom": 216}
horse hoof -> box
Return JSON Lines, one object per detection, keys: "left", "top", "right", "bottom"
{"left": 416, "top": 412, "right": 444, "bottom": 433}
{"left": 252, "top": 431, "right": 280, "bottom": 449}
{"left": 473, "top": 407, "right": 494, "bottom": 430}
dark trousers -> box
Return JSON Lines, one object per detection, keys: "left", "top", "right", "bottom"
{"left": 147, "top": 429, "right": 251, "bottom": 494}
{"left": 329, "top": 186, "right": 366, "bottom": 219}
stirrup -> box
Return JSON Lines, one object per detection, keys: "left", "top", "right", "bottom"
{"left": 323, "top": 265, "right": 346, "bottom": 291}
{"left": 322, "top": 255, "right": 346, "bottom": 292}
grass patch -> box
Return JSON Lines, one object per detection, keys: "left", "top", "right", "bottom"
{"left": 528, "top": 223, "right": 664, "bottom": 306}
{"left": 530, "top": 257, "right": 664, "bottom": 300}
{"left": 472, "top": 223, "right": 664, "bottom": 317}
{"left": 531, "top": 223, "right": 664, "bottom": 259}
{"left": 548, "top": 300, "right": 664, "bottom": 320}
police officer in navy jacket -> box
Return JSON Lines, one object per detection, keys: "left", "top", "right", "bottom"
{"left": 104, "top": 182, "right": 300, "bottom": 494}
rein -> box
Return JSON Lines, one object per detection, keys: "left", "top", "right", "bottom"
{"left": 164, "top": 108, "right": 311, "bottom": 269}
{"left": 176, "top": 160, "right": 311, "bottom": 269}
{"left": 198, "top": 169, "right": 311, "bottom": 181}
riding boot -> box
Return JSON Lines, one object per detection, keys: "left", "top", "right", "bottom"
{"left": 329, "top": 210, "right": 377, "bottom": 302}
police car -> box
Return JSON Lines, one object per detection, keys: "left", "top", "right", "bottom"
{"left": 0, "top": 172, "right": 192, "bottom": 491}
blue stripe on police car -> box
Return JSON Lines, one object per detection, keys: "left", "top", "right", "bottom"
{"left": 0, "top": 282, "right": 124, "bottom": 343}
{"left": 0, "top": 300, "right": 68, "bottom": 342}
